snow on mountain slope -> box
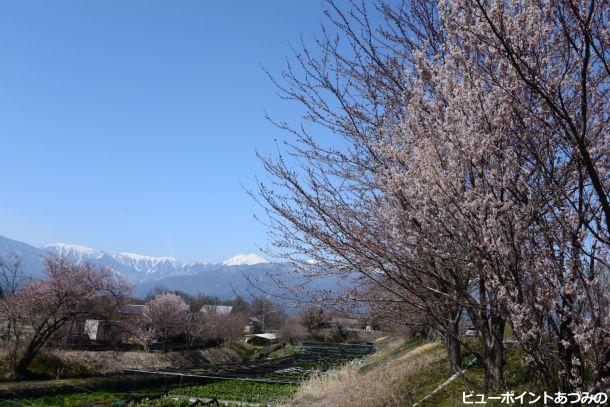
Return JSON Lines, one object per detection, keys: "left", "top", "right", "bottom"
{"left": 0, "top": 235, "right": 342, "bottom": 300}
{"left": 222, "top": 253, "right": 269, "bottom": 266}
{"left": 43, "top": 243, "right": 107, "bottom": 260}
{"left": 1, "top": 235, "right": 270, "bottom": 282}
{"left": 42, "top": 245, "right": 192, "bottom": 281}
{"left": 113, "top": 252, "right": 187, "bottom": 277}
{"left": 43, "top": 242, "right": 134, "bottom": 278}
{"left": 114, "top": 252, "right": 178, "bottom": 264}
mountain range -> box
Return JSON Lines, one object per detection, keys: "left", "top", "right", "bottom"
{"left": 0, "top": 235, "right": 337, "bottom": 300}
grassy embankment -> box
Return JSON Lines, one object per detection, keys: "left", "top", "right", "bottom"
{"left": 287, "top": 336, "right": 538, "bottom": 407}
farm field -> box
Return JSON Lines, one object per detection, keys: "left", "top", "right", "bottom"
{"left": 141, "top": 341, "right": 375, "bottom": 383}
{"left": 0, "top": 382, "right": 296, "bottom": 406}
{"left": 0, "top": 341, "right": 374, "bottom": 406}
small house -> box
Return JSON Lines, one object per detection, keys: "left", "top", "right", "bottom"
{"left": 120, "top": 304, "right": 146, "bottom": 315}
{"left": 84, "top": 319, "right": 120, "bottom": 343}
{"left": 83, "top": 304, "right": 146, "bottom": 344}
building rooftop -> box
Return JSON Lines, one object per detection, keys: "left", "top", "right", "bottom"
{"left": 120, "top": 304, "right": 146, "bottom": 315}
{"left": 199, "top": 305, "right": 233, "bottom": 315}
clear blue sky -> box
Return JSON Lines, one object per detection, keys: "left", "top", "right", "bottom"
{"left": 0, "top": 0, "right": 326, "bottom": 262}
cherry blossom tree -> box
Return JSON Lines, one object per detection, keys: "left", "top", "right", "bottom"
{"left": 0, "top": 255, "right": 130, "bottom": 377}
{"left": 184, "top": 311, "right": 207, "bottom": 345}
{"left": 196, "top": 312, "right": 247, "bottom": 345}
{"left": 144, "top": 293, "right": 189, "bottom": 350}
{"left": 214, "top": 313, "right": 247, "bottom": 344}
{"left": 433, "top": 0, "right": 610, "bottom": 391}
{"left": 257, "top": 0, "right": 490, "bottom": 386}
{"left": 259, "top": 0, "right": 609, "bottom": 393}
{"left": 397, "top": 0, "right": 609, "bottom": 392}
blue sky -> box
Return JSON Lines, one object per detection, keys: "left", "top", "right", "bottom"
{"left": 0, "top": 1, "right": 326, "bottom": 262}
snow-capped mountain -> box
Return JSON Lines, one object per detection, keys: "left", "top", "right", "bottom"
{"left": 43, "top": 242, "right": 126, "bottom": 275}
{"left": 113, "top": 252, "right": 189, "bottom": 278}
{"left": 222, "top": 253, "right": 269, "bottom": 266}
{"left": 42, "top": 241, "right": 240, "bottom": 281}
{"left": 0, "top": 234, "right": 341, "bottom": 300}
{"left": 43, "top": 243, "right": 107, "bottom": 260}
{"left": 0, "top": 235, "right": 272, "bottom": 285}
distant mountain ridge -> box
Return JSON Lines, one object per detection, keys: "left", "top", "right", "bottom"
{"left": 38, "top": 241, "right": 269, "bottom": 281}
{"left": 0, "top": 234, "right": 315, "bottom": 299}
{"left": 222, "top": 253, "right": 269, "bottom": 266}
{"left": 42, "top": 242, "right": 197, "bottom": 281}
{"left": 0, "top": 236, "right": 269, "bottom": 282}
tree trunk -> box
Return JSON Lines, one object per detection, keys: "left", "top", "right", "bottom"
{"left": 481, "top": 315, "right": 505, "bottom": 393}
{"left": 468, "top": 278, "right": 506, "bottom": 392}
{"left": 558, "top": 317, "right": 584, "bottom": 392}
{"left": 445, "top": 309, "right": 462, "bottom": 374}
{"left": 446, "top": 333, "right": 462, "bottom": 374}
{"left": 13, "top": 322, "right": 64, "bottom": 377}
{"left": 14, "top": 341, "right": 39, "bottom": 377}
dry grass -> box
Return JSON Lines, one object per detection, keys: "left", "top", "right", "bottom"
{"left": 287, "top": 340, "right": 445, "bottom": 407}
{"left": 46, "top": 346, "right": 244, "bottom": 375}
{"left": 1, "top": 346, "right": 245, "bottom": 380}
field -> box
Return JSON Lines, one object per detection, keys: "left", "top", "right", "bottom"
{"left": 0, "top": 341, "right": 374, "bottom": 406}
{"left": 144, "top": 341, "right": 375, "bottom": 383}
{"left": 0, "top": 382, "right": 297, "bottom": 406}
{"left": 173, "top": 381, "right": 297, "bottom": 403}
{"left": 0, "top": 337, "right": 542, "bottom": 406}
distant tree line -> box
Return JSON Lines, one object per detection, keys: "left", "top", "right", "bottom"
{"left": 140, "top": 285, "right": 288, "bottom": 331}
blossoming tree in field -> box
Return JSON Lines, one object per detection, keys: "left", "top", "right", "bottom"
{"left": 0, "top": 255, "right": 130, "bottom": 377}
{"left": 144, "top": 292, "right": 189, "bottom": 350}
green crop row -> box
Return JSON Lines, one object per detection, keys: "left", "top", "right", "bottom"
{"left": 171, "top": 380, "right": 297, "bottom": 403}
{"left": 129, "top": 396, "right": 246, "bottom": 407}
